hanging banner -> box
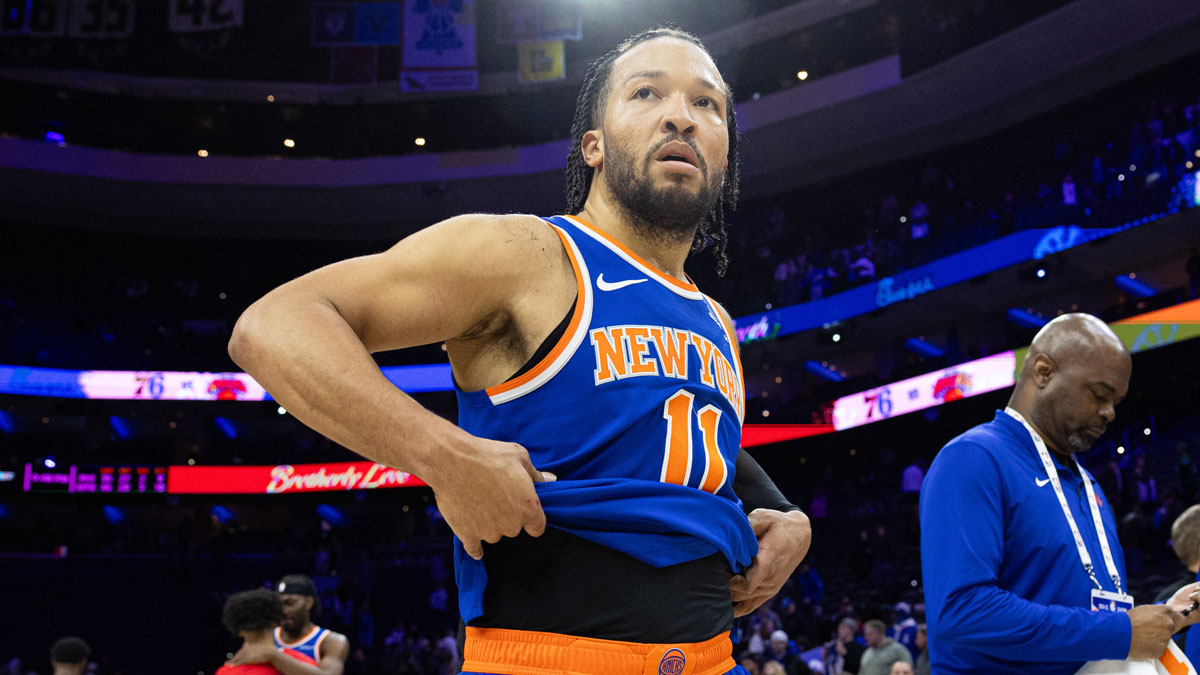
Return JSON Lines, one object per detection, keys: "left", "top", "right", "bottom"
{"left": 67, "top": 0, "right": 135, "bottom": 38}
{"left": 518, "top": 40, "right": 564, "bottom": 84}
{"left": 168, "top": 0, "right": 244, "bottom": 33}
{"left": 400, "top": 0, "right": 477, "bottom": 92}
{"left": 353, "top": 1, "right": 400, "bottom": 45}
{"left": 311, "top": 1, "right": 357, "bottom": 46}
{"left": 0, "top": 0, "right": 67, "bottom": 36}
{"left": 496, "top": 0, "right": 581, "bottom": 43}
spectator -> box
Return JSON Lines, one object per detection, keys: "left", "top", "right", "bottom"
{"left": 49, "top": 637, "right": 90, "bottom": 675}
{"left": 763, "top": 661, "right": 788, "bottom": 675}
{"left": 889, "top": 662, "right": 914, "bottom": 675}
{"left": 899, "top": 462, "right": 924, "bottom": 494}
{"left": 891, "top": 602, "right": 918, "bottom": 658}
{"left": 1155, "top": 504, "right": 1200, "bottom": 658}
{"left": 759, "top": 630, "right": 814, "bottom": 675}
{"left": 858, "top": 620, "right": 912, "bottom": 675}
{"left": 823, "top": 617, "right": 864, "bottom": 675}
{"left": 913, "top": 624, "right": 930, "bottom": 675}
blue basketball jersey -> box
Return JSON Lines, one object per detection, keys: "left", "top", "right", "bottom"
{"left": 453, "top": 214, "right": 758, "bottom": 622}
{"left": 273, "top": 625, "right": 329, "bottom": 662}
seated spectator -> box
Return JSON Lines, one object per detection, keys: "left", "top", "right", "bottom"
{"left": 913, "top": 624, "right": 930, "bottom": 675}
{"left": 759, "top": 630, "right": 814, "bottom": 675}
{"left": 859, "top": 620, "right": 912, "bottom": 675}
{"left": 889, "top": 661, "right": 914, "bottom": 675}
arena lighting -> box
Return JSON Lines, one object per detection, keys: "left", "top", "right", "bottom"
{"left": 904, "top": 337, "right": 945, "bottom": 359}
{"left": 109, "top": 416, "right": 133, "bottom": 440}
{"left": 796, "top": 70, "right": 808, "bottom": 80}
{"left": 103, "top": 505, "right": 126, "bottom": 525}
{"left": 414, "top": 137, "right": 426, "bottom": 146}
{"left": 283, "top": 138, "right": 295, "bottom": 148}
{"left": 804, "top": 361, "right": 844, "bottom": 382}
{"left": 1006, "top": 308, "right": 1049, "bottom": 330}
{"left": 214, "top": 417, "right": 238, "bottom": 439}
{"left": 316, "top": 504, "right": 347, "bottom": 527}
{"left": 44, "top": 457, "right": 57, "bottom": 469}
{"left": 831, "top": 333, "right": 841, "bottom": 342}
{"left": 277, "top": 406, "right": 287, "bottom": 415}
{"left": 1117, "top": 446, "right": 1126, "bottom": 454}
{"left": 44, "top": 131, "right": 64, "bottom": 143}
{"left": 1114, "top": 274, "right": 1157, "bottom": 298}
{"left": 266, "top": 94, "right": 275, "bottom": 102}
{"left": 1036, "top": 268, "right": 1046, "bottom": 278}
{"left": 197, "top": 149, "right": 208, "bottom": 157}
{"left": 210, "top": 505, "right": 236, "bottom": 525}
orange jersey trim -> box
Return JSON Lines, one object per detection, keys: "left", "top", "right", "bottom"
{"left": 462, "top": 626, "right": 735, "bottom": 675}
{"left": 566, "top": 215, "right": 701, "bottom": 294}
{"left": 484, "top": 225, "right": 588, "bottom": 398}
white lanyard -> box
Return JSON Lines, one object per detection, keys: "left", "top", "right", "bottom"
{"left": 1005, "top": 408, "right": 1123, "bottom": 595}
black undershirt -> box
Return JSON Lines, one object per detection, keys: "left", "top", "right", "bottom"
{"left": 460, "top": 296, "right": 798, "bottom": 644}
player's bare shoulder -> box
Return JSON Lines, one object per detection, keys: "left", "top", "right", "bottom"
{"left": 422, "top": 212, "right": 570, "bottom": 286}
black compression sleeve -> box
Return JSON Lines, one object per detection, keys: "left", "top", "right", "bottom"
{"left": 733, "top": 448, "right": 801, "bottom": 515}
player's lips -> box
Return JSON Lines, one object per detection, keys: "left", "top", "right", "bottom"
{"left": 654, "top": 141, "right": 700, "bottom": 172}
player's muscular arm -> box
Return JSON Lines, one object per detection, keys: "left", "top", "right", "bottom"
{"left": 229, "top": 213, "right": 565, "bottom": 557}
{"left": 267, "top": 634, "right": 350, "bottom": 675}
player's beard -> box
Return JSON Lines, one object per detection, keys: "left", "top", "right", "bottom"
{"left": 602, "top": 135, "right": 722, "bottom": 247}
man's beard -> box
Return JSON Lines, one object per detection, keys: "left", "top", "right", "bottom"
{"left": 602, "top": 135, "right": 722, "bottom": 246}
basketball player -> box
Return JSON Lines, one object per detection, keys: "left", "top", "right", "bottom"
{"left": 226, "top": 577, "right": 348, "bottom": 674}
{"left": 230, "top": 27, "right": 811, "bottom": 674}
{"left": 48, "top": 637, "right": 90, "bottom": 675}
{"left": 218, "top": 588, "right": 321, "bottom": 675}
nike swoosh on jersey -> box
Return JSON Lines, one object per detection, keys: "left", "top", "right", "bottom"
{"left": 1036, "top": 477, "right": 1051, "bottom": 487}
{"left": 596, "top": 274, "right": 649, "bottom": 291}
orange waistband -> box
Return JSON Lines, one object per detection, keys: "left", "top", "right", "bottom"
{"left": 462, "top": 626, "right": 736, "bottom": 675}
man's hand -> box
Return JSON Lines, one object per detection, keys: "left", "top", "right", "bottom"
{"left": 227, "top": 635, "right": 279, "bottom": 666}
{"left": 729, "top": 509, "right": 812, "bottom": 617}
{"left": 1128, "top": 604, "right": 1184, "bottom": 660}
{"left": 427, "top": 433, "right": 556, "bottom": 560}
{"left": 1166, "top": 582, "right": 1200, "bottom": 628}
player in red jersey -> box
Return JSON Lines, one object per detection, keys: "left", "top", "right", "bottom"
{"left": 216, "top": 588, "right": 319, "bottom": 675}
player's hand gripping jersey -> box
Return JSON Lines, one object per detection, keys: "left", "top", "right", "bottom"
{"left": 453, "top": 215, "right": 758, "bottom": 621}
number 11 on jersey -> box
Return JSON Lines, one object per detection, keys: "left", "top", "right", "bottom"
{"left": 661, "top": 389, "right": 728, "bottom": 493}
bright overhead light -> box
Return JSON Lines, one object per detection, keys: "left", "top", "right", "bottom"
{"left": 796, "top": 70, "right": 809, "bottom": 80}
{"left": 267, "top": 94, "right": 275, "bottom": 102}
{"left": 414, "top": 137, "right": 426, "bottom": 146}
{"left": 197, "top": 149, "right": 208, "bottom": 157}
{"left": 283, "top": 138, "right": 295, "bottom": 148}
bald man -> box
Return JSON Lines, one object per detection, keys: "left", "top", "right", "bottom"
{"left": 920, "top": 314, "right": 1200, "bottom": 674}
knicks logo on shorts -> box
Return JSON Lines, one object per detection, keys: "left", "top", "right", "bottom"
{"left": 658, "top": 648, "right": 686, "bottom": 675}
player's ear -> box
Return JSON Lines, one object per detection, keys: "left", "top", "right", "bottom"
{"left": 582, "top": 129, "right": 603, "bottom": 169}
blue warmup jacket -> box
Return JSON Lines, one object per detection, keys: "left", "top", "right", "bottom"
{"left": 920, "top": 410, "right": 1132, "bottom": 674}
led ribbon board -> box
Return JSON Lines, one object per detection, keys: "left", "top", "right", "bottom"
{"left": 831, "top": 352, "right": 1018, "bottom": 431}
{"left": 167, "top": 461, "right": 426, "bottom": 494}
{"left": 832, "top": 300, "right": 1200, "bottom": 431}
{"left": 734, "top": 224, "right": 1150, "bottom": 344}
{"left": 0, "top": 364, "right": 454, "bottom": 399}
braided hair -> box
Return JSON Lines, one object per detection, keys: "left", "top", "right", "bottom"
{"left": 564, "top": 27, "right": 741, "bottom": 276}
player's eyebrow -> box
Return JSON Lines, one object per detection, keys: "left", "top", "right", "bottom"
{"left": 626, "top": 70, "right": 723, "bottom": 94}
